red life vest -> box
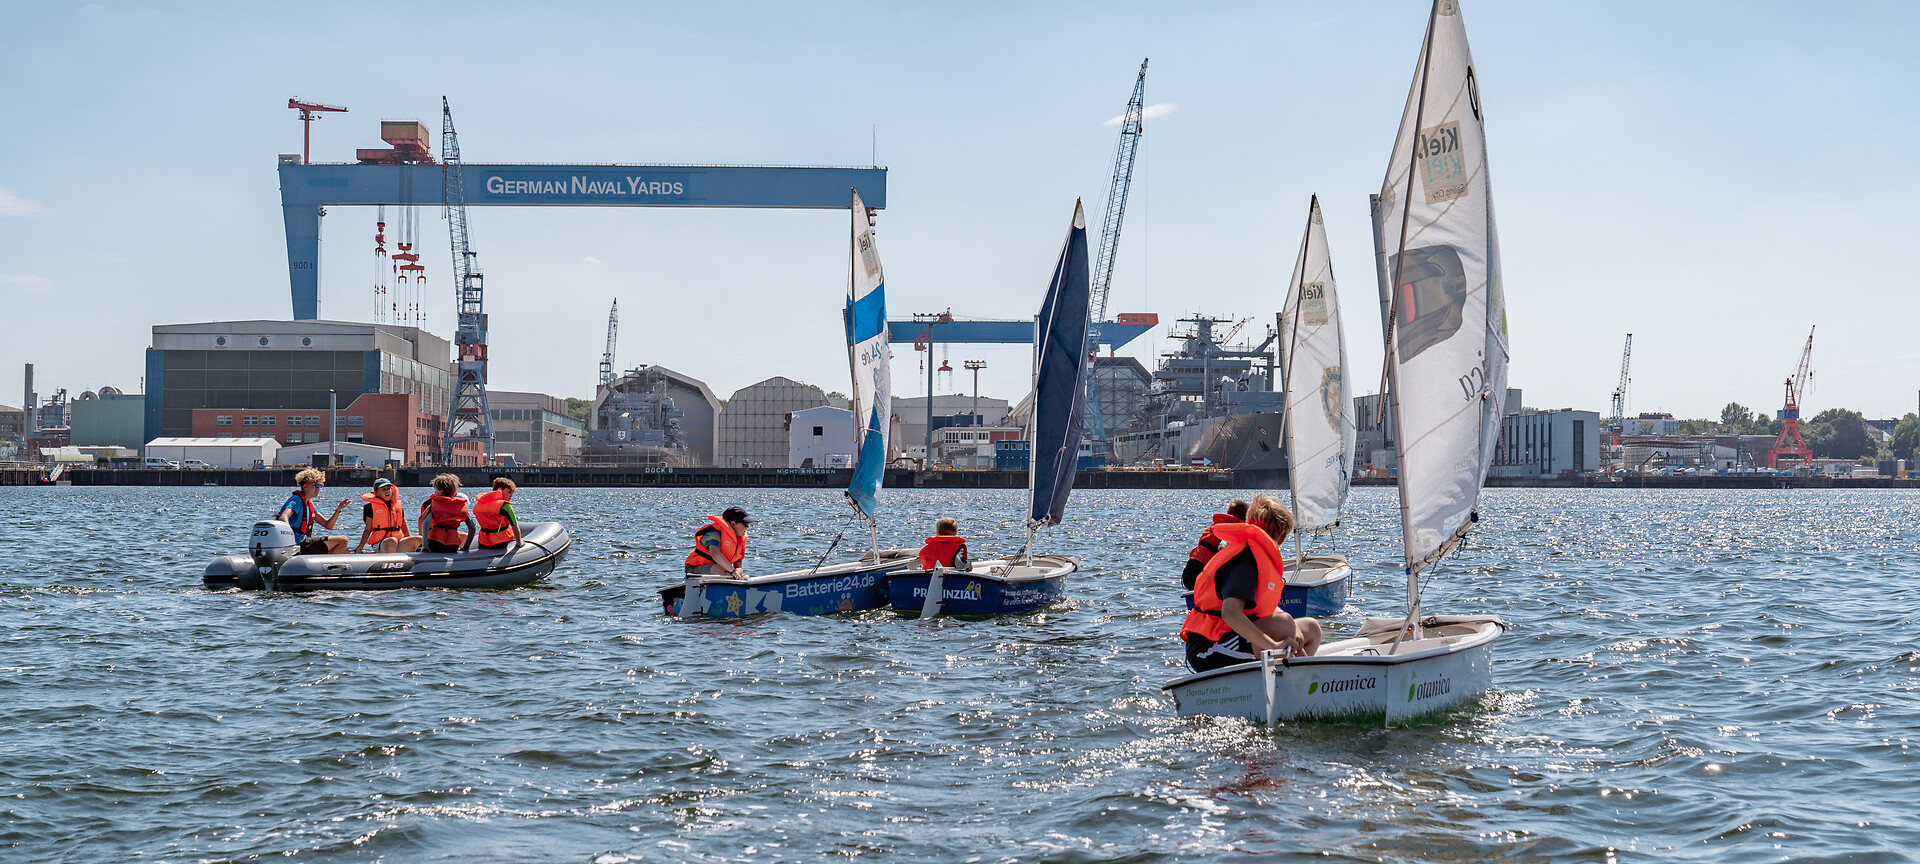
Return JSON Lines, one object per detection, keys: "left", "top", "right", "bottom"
{"left": 1187, "top": 513, "right": 1242, "bottom": 566}
{"left": 1180, "top": 521, "right": 1286, "bottom": 642}
{"left": 282, "top": 492, "right": 315, "bottom": 539}
{"left": 918, "top": 535, "right": 968, "bottom": 569}
{"left": 683, "top": 516, "right": 745, "bottom": 568}
{"left": 474, "top": 489, "right": 515, "bottom": 546}
{"left": 422, "top": 493, "right": 470, "bottom": 546}
{"left": 362, "top": 491, "right": 406, "bottom": 541}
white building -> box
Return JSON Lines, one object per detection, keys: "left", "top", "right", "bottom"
{"left": 718, "top": 377, "right": 844, "bottom": 468}
{"left": 144, "top": 436, "right": 280, "bottom": 468}
{"left": 275, "top": 440, "right": 405, "bottom": 468}
{"left": 788, "top": 405, "right": 856, "bottom": 468}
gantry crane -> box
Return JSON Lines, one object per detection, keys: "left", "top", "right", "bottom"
{"left": 439, "top": 97, "right": 494, "bottom": 465}
{"left": 1085, "top": 58, "right": 1149, "bottom": 454}
{"left": 1609, "top": 333, "right": 1633, "bottom": 436}
{"left": 286, "top": 98, "right": 347, "bottom": 165}
{"left": 599, "top": 299, "right": 620, "bottom": 391}
{"left": 1767, "top": 326, "right": 1816, "bottom": 470}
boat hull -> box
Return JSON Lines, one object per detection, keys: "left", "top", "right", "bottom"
{"left": 886, "top": 555, "right": 1077, "bottom": 616}
{"left": 1280, "top": 555, "right": 1352, "bottom": 619}
{"left": 1162, "top": 618, "right": 1501, "bottom": 723}
{"left": 203, "top": 522, "right": 570, "bottom": 591}
{"left": 667, "top": 552, "right": 915, "bottom": 618}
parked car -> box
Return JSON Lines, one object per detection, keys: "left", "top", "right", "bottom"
{"left": 142, "top": 457, "right": 179, "bottom": 469}
{"left": 181, "top": 459, "right": 213, "bottom": 470}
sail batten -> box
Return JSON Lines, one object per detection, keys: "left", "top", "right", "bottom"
{"left": 1280, "top": 195, "right": 1355, "bottom": 536}
{"left": 1375, "top": 0, "right": 1509, "bottom": 579}
{"left": 844, "top": 191, "right": 890, "bottom": 521}
{"left": 1028, "top": 201, "right": 1091, "bottom": 528}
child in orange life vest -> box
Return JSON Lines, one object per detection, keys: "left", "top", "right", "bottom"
{"left": 416, "top": 473, "right": 478, "bottom": 553}
{"left": 1181, "top": 498, "right": 1248, "bottom": 590}
{"left": 917, "top": 517, "right": 971, "bottom": 571}
{"left": 1180, "top": 495, "right": 1323, "bottom": 672}
{"left": 357, "top": 477, "right": 422, "bottom": 554}
{"left": 473, "top": 477, "right": 522, "bottom": 553}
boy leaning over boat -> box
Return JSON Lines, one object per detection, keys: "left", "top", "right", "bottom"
{"left": 917, "top": 517, "right": 971, "bottom": 572}
{"left": 684, "top": 506, "right": 751, "bottom": 579}
{"left": 1180, "top": 495, "right": 1322, "bottom": 671}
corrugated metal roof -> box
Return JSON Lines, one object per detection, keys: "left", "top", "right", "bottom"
{"left": 145, "top": 437, "right": 281, "bottom": 446}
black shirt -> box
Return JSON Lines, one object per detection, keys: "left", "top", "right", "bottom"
{"left": 1205, "top": 547, "right": 1261, "bottom": 612}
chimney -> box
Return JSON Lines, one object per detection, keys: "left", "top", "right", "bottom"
{"left": 23, "top": 363, "right": 34, "bottom": 429}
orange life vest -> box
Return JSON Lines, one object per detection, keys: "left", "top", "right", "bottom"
{"left": 474, "top": 489, "right": 515, "bottom": 546}
{"left": 362, "top": 491, "right": 406, "bottom": 541}
{"left": 422, "top": 493, "right": 470, "bottom": 546}
{"left": 1187, "top": 513, "right": 1241, "bottom": 566}
{"left": 918, "top": 535, "right": 968, "bottom": 569}
{"left": 1180, "top": 521, "right": 1286, "bottom": 642}
{"left": 683, "top": 516, "right": 745, "bottom": 569}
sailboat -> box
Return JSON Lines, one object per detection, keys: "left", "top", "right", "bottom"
{"left": 887, "top": 201, "right": 1087, "bottom": 616}
{"left": 668, "top": 190, "right": 916, "bottom": 618}
{"left": 1274, "top": 195, "right": 1356, "bottom": 619}
{"left": 1162, "top": 0, "right": 1508, "bottom": 723}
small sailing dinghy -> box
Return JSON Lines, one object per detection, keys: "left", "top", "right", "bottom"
{"left": 887, "top": 201, "right": 1089, "bottom": 616}
{"left": 1163, "top": 0, "right": 1509, "bottom": 723}
{"left": 205, "top": 519, "right": 570, "bottom": 591}
{"left": 665, "top": 190, "right": 916, "bottom": 618}
{"left": 1274, "top": 195, "right": 1357, "bottom": 619}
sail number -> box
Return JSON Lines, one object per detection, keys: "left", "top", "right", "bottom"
{"left": 1458, "top": 364, "right": 1485, "bottom": 401}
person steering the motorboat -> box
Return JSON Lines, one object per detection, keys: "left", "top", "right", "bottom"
{"left": 418, "top": 473, "right": 477, "bottom": 553}
{"left": 917, "top": 517, "right": 971, "bottom": 571}
{"left": 1180, "top": 495, "right": 1322, "bottom": 672}
{"left": 278, "top": 468, "right": 351, "bottom": 555}
{"left": 684, "top": 506, "right": 751, "bottom": 579}
{"left": 474, "top": 477, "right": 523, "bottom": 553}
{"left": 357, "top": 477, "right": 422, "bottom": 554}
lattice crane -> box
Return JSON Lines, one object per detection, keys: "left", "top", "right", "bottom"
{"left": 440, "top": 97, "right": 494, "bottom": 465}
{"left": 1609, "top": 333, "right": 1632, "bottom": 432}
{"left": 1767, "top": 326, "right": 1815, "bottom": 470}
{"left": 599, "top": 299, "right": 620, "bottom": 390}
{"left": 1085, "top": 59, "right": 1148, "bottom": 455}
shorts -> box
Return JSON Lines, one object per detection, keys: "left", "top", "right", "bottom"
{"left": 426, "top": 540, "right": 463, "bottom": 553}
{"left": 297, "top": 538, "right": 333, "bottom": 555}
{"left": 1185, "top": 632, "right": 1258, "bottom": 672}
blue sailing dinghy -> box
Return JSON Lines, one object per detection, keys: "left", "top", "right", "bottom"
{"left": 888, "top": 200, "right": 1090, "bottom": 617}
{"left": 665, "top": 190, "right": 916, "bottom": 618}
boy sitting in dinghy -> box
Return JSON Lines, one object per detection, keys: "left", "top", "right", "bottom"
{"left": 417, "top": 474, "right": 477, "bottom": 554}
{"left": 279, "top": 468, "right": 351, "bottom": 555}
{"left": 1181, "top": 499, "right": 1248, "bottom": 590}
{"left": 917, "top": 517, "right": 971, "bottom": 572}
{"left": 1181, "top": 495, "right": 1322, "bottom": 672}
{"left": 684, "top": 506, "right": 751, "bottom": 579}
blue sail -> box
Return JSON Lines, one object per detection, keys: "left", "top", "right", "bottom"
{"left": 1028, "top": 200, "right": 1091, "bottom": 528}
{"left": 844, "top": 191, "right": 891, "bottom": 521}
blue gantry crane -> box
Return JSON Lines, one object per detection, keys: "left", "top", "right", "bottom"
{"left": 439, "top": 97, "right": 494, "bottom": 465}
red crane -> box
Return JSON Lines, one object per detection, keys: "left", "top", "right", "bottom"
{"left": 286, "top": 98, "right": 347, "bottom": 164}
{"left": 1766, "top": 326, "right": 1816, "bottom": 470}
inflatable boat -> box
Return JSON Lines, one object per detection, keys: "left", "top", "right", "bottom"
{"left": 204, "top": 519, "right": 570, "bottom": 591}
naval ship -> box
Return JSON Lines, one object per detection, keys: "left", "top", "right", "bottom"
{"left": 1107, "top": 316, "right": 1289, "bottom": 481}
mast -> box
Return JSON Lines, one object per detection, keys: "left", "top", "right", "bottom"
{"left": 1279, "top": 197, "right": 1316, "bottom": 563}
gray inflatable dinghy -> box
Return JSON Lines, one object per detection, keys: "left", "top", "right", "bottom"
{"left": 204, "top": 519, "right": 570, "bottom": 591}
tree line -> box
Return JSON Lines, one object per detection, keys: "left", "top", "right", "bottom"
{"left": 1668, "top": 403, "right": 1916, "bottom": 463}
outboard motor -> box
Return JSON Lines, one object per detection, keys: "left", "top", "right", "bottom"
{"left": 250, "top": 520, "right": 298, "bottom": 591}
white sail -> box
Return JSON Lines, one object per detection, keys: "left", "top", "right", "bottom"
{"left": 844, "top": 190, "right": 891, "bottom": 521}
{"left": 1279, "top": 195, "right": 1355, "bottom": 535}
{"left": 1375, "top": 0, "right": 1509, "bottom": 575}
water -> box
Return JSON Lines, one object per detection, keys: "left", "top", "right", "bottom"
{"left": 3, "top": 485, "right": 1916, "bottom": 862}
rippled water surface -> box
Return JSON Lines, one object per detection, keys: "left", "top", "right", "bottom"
{"left": 4, "top": 485, "right": 1918, "bottom": 862}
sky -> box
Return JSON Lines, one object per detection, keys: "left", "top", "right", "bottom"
{"left": 2, "top": 1, "right": 1916, "bottom": 420}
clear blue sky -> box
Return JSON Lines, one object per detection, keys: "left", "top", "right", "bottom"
{"left": 2, "top": 2, "right": 1915, "bottom": 419}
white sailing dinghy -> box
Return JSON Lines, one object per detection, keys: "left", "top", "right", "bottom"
{"left": 667, "top": 190, "right": 915, "bottom": 618}
{"left": 1163, "top": 0, "right": 1509, "bottom": 723}
{"left": 887, "top": 201, "right": 1088, "bottom": 616}
{"left": 1275, "top": 195, "right": 1357, "bottom": 619}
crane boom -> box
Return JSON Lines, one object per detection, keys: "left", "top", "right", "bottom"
{"left": 440, "top": 97, "right": 494, "bottom": 465}
{"left": 1089, "top": 58, "right": 1148, "bottom": 327}
{"left": 286, "top": 97, "right": 347, "bottom": 165}
{"left": 1767, "top": 326, "right": 1816, "bottom": 470}
{"left": 599, "top": 299, "right": 620, "bottom": 389}
{"left": 1610, "top": 332, "right": 1632, "bottom": 427}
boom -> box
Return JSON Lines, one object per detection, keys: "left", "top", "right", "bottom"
{"left": 599, "top": 299, "right": 620, "bottom": 389}
{"left": 1609, "top": 332, "right": 1632, "bottom": 428}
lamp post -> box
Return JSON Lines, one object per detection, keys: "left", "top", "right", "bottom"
{"left": 964, "top": 360, "right": 987, "bottom": 426}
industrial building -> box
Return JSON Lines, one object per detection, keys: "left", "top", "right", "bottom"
{"left": 894, "top": 394, "right": 1011, "bottom": 463}
{"left": 488, "top": 391, "right": 585, "bottom": 466}
{"left": 274, "top": 440, "right": 404, "bottom": 468}
{"left": 185, "top": 392, "right": 462, "bottom": 466}
{"left": 146, "top": 320, "right": 482, "bottom": 465}
{"left": 1090, "top": 356, "right": 1152, "bottom": 435}
{"left": 788, "top": 405, "right": 855, "bottom": 468}
{"left": 1491, "top": 409, "right": 1602, "bottom": 478}
{"left": 935, "top": 424, "right": 1024, "bottom": 470}
{"left": 145, "top": 437, "right": 281, "bottom": 468}
{"left": 69, "top": 389, "right": 146, "bottom": 450}
{"left": 717, "top": 377, "right": 845, "bottom": 469}
{"left": 0, "top": 405, "right": 25, "bottom": 460}
{"left": 588, "top": 365, "right": 718, "bottom": 467}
